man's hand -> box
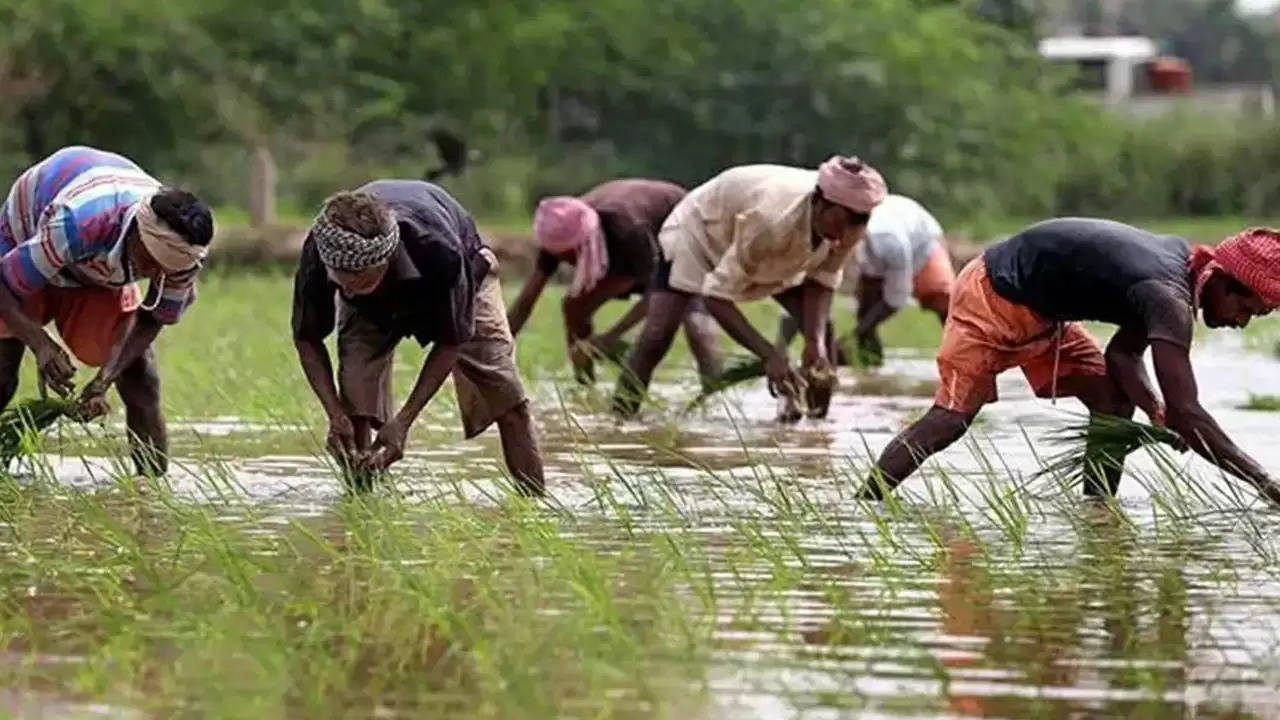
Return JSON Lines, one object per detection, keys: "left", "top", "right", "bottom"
{"left": 764, "top": 351, "right": 804, "bottom": 399}
{"left": 1142, "top": 400, "right": 1187, "bottom": 452}
{"left": 568, "top": 340, "right": 595, "bottom": 384}
{"left": 366, "top": 416, "right": 409, "bottom": 470}
{"left": 1146, "top": 401, "right": 1167, "bottom": 428}
{"left": 801, "top": 338, "right": 828, "bottom": 372}
{"left": 33, "top": 334, "right": 75, "bottom": 397}
{"left": 325, "top": 412, "right": 358, "bottom": 462}
{"left": 71, "top": 378, "right": 111, "bottom": 421}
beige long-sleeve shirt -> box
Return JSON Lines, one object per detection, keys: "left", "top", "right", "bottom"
{"left": 658, "top": 164, "right": 857, "bottom": 301}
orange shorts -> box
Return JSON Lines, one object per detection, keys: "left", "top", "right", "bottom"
{"left": 912, "top": 242, "right": 956, "bottom": 300}
{"left": 934, "top": 259, "right": 1106, "bottom": 413}
{"left": 0, "top": 285, "right": 141, "bottom": 367}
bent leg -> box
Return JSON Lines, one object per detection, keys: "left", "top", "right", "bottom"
{"left": 116, "top": 348, "right": 167, "bottom": 476}
{"left": 494, "top": 400, "right": 545, "bottom": 496}
{"left": 1024, "top": 323, "right": 1133, "bottom": 498}
{"left": 613, "top": 290, "right": 690, "bottom": 416}
{"left": 682, "top": 298, "right": 722, "bottom": 381}
{"left": 1047, "top": 373, "right": 1135, "bottom": 498}
{"left": 860, "top": 405, "right": 979, "bottom": 499}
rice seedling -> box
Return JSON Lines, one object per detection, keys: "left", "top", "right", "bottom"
{"left": 681, "top": 353, "right": 764, "bottom": 412}
{"left": 0, "top": 396, "right": 78, "bottom": 463}
{"left": 1034, "top": 413, "right": 1183, "bottom": 489}
{"left": 836, "top": 333, "right": 885, "bottom": 369}
{"left": 1240, "top": 393, "right": 1280, "bottom": 411}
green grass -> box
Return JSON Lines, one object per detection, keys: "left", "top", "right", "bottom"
{"left": 950, "top": 214, "right": 1280, "bottom": 245}
{"left": 1240, "top": 393, "right": 1280, "bottom": 411}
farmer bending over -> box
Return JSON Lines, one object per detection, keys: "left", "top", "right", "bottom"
{"left": 291, "top": 181, "right": 544, "bottom": 494}
{"left": 0, "top": 146, "right": 212, "bottom": 475}
{"left": 861, "top": 219, "right": 1280, "bottom": 506}
{"left": 778, "top": 193, "right": 954, "bottom": 364}
{"left": 612, "top": 156, "right": 886, "bottom": 419}
{"left": 506, "top": 179, "right": 720, "bottom": 385}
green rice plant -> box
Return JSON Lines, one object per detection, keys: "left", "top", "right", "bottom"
{"left": 836, "top": 333, "right": 884, "bottom": 369}
{"left": 0, "top": 396, "right": 77, "bottom": 463}
{"left": 682, "top": 353, "right": 764, "bottom": 413}
{"left": 1240, "top": 393, "right": 1280, "bottom": 411}
{"left": 1034, "top": 413, "right": 1182, "bottom": 489}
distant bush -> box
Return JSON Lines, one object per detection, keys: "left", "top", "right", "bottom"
{"left": 0, "top": 0, "right": 1275, "bottom": 226}
{"left": 1049, "top": 111, "right": 1280, "bottom": 220}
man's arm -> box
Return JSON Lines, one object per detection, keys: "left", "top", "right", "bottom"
{"left": 293, "top": 335, "right": 361, "bottom": 462}
{"left": 1151, "top": 340, "right": 1280, "bottom": 505}
{"left": 0, "top": 203, "right": 95, "bottom": 394}
{"left": 597, "top": 296, "right": 649, "bottom": 343}
{"left": 81, "top": 312, "right": 163, "bottom": 397}
{"left": 855, "top": 237, "right": 910, "bottom": 342}
{"left": 703, "top": 298, "right": 773, "bottom": 360}
{"left": 1104, "top": 325, "right": 1163, "bottom": 423}
{"left": 0, "top": 278, "right": 72, "bottom": 394}
{"left": 507, "top": 269, "right": 550, "bottom": 336}
{"left": 800, "top": 280, "right": 832, "bottom": 367}
{"left": 563, "top": 275, "right": 636, "bottom": 343}
{"left": 367, "top": 342, "right": 460, "bottom": 469}
{"left": 294, "top": 337, "right": 345, "bottom": 421}
{"left": 855, "top": 299, "right": 895, "bottom": 339}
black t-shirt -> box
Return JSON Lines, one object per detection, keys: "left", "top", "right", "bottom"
{"left": 291, "top": 180, "right": 488, "bottom": 347}
{"left": 535, "top": 179, "right": 685, "bottom": 297}
{"left": 983, "top": 218, "right": 1194, "bottom": 346}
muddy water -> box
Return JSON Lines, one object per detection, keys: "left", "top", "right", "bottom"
{"left": 16, "top": 336, "right": 1280, "bottom": 718}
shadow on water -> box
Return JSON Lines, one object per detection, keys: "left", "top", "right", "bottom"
{"left": 3, "top": 340, "right": 1280, "bottom": 717}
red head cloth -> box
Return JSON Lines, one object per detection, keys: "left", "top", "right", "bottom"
{"left": 1189, "top": 227, "right": 1280, "bottom": 310}
{"left": 817, "top": 155, "right": 887, "bottom": 213}
{"left": 533, "top": 196, "right": 607, "bottom": 297}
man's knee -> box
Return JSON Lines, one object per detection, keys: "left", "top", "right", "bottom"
{"left": 496, "top": 399, "right": 532, "bottom": 428}
{"left": 893, "top": 406, "right": 977, "bottom": 460}
{"left": 922, "top": 406, "right": 976, "bottom": 444}
{"left": 119, "top": 353, "right": 162, "bottom": 408}
{"left": 1052, "top": 373, "right": 1130, "bottom": 416}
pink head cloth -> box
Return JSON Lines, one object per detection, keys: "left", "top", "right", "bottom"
{"left": 816, "top": 155, "right": 887, "bottom": 213}
{"left": 533, "top": 196, "right": 607, "bottom": 297}
{"left": 1189, "top": 227, "right": 1280, "bottom": 310}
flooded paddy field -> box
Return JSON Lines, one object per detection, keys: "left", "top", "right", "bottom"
{"left": 1, "top": 275, "right": 1279, "bottom": 718}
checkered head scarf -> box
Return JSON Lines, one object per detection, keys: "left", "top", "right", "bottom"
{"left": 310, "top": 192, "right": 400, "bottom": 271}
{"left": 1190, "top": 227, "right": 1280, "bottom": 310}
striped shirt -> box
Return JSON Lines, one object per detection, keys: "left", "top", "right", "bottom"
{"left": 0, "top": 146, "right": 197, "bottom": 324}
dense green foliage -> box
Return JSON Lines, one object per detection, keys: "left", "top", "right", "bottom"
{"left": 0, "top": 0, "right": 1276, "bottom": 224}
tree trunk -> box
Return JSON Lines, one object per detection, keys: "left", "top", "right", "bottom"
{"left": 249, "top": 144, "right": 276, "bottom": 228}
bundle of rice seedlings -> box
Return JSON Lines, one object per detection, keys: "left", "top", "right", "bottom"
{"left": 570, "top": 337, "right": 630, "bottom": 366}
{"left": 340, "top": 461, "right": 386, "bottom": 493}
{"left": 0, "top": 397, "right": 78, "bottom": 463}
{"left": 682, "top": 353, "right": 764, "bottom": 413}
{"left": 1241, "top": 393, "right": 1280, "bottom": 411}
{"left": 803, "top": 362, "right": 837, "bottom": 419}
{"left": 836, "top": 333, "right": 884, "bottom": 369}
{"left": 1034, "top": 413, "right": 1181, "bottom": 488}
